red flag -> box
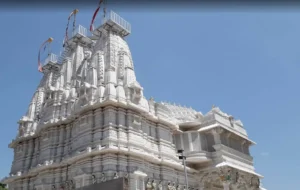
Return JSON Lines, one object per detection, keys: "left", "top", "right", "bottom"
{"left": 38, "top": 37, "right": 53, "bottom": 73}
{"left": 90, "top": 0, "right": 104, "bottom": 32}
{"left": 64, "top": 9, "right": 78, "bottom": 47}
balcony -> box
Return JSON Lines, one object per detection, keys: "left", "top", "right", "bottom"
{"left": 213, "top": 144, "right": 253, "bottom": 165}
{"left": 185, "top": 151, "right": 212, "bottom": 164}
{"left": 92, "top": 10, "right": 131, "bottom": 37}
{"left": 64, "top": 25, "right": 92, "bottom": 48}
{"left": 41, "top": 53, "right": 60, "bottom": 72}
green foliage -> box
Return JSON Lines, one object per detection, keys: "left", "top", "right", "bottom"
{"left": 0, "top": 183, "right": 7, "bottom": 190}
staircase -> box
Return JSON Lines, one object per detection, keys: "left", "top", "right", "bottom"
{"left": 58, "top": 47, "right": 71, "bottom": 64}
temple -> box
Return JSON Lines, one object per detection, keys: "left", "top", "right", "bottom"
{"left": 2, "top": 11, "right": 266, "bottom": 190}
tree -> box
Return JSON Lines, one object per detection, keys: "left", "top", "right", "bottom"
{"left": 0, "top": 183, "right": 7, "bottom": 190}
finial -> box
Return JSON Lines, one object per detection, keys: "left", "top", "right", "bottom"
{"left": 212, "top": 104, "right": 215, "bottom": 109}
{"left": 73, "top": 9, "right": 79, "bottom": 14}
{"left": 48, "top": 37, "right": 54, "bottom": 42}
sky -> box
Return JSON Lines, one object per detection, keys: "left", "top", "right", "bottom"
{"left": 0, "top": 5, "right": 300, "bottom": 190}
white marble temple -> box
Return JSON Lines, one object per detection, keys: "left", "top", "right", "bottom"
{"left": 2, "top": 11, "right": 265, "bottom": 190}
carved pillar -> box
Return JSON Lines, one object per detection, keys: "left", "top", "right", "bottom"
{"left": 131, "top": 170, "right": 147, "bottom": 190}
{"left": 25, "top": 139, "right": 34, "bottom": 171}
{"left": 222, "top": 181, "right": 230, "bottom": 190}
{"left": 226, "top": 133, "right": 231, "bottom": 147}
{"left": 211, "top": 128, "right": 223, "bottom": 145}
{"left": 188, "top": 132, "right": 193, "bottom": 151}
{"left": 241, "top": 140, "right": 246, "bottom": 154}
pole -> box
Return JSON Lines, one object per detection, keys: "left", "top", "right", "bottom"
{"left": 182, "top": 156, "right": 189, "bottom": 189}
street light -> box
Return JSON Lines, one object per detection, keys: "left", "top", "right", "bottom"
{"left": 178, "top": 149, "right": 189, "bottom": 189}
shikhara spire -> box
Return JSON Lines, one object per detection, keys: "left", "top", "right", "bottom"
{"left": 3, "top": 8, "right": 265, "bottom": 190}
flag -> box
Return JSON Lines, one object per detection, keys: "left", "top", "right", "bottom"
{"left": 90, "top": 0, "right": 103, "bottom": 32}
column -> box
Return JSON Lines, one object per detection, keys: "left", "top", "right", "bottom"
{"left": 211, "top": 128, "right": 223, "bottom": 145}
{"left": 131, "top": 171, "right": 147, "bottom": 190}
{"left": 241, "top": 140, "right": 246, "bottom": 154}
{"left": 226, "top": 133, "right": 232, "bottom": 147}
{"left": 223, "top": 181, "right": 230, "bottom": 190}
{"left": 180, "top": 134, "right": 184, "bottom": 150}
{"left": 188, "top": 132, "right": 193, "bottom": 151}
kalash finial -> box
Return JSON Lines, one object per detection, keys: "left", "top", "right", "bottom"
{"left": 73, "top": 9, "right": 79, "bottom": 14}
{"left": 212, "top": 104, "right": 215, "bottom": 109}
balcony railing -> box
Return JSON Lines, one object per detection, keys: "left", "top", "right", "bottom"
{"left": 42, "top": 53, "right": 57, "bottom": 66}
{"left": 108, "top": 11, "right": 131, "bottom": 33}
{"left": 67, "top": 25, "right": 87, "bottom": 40}
{"left": 215, "top": 144, "right": 253, "bottom": 162}
{"left": 94, "top": 10, "right": 131, "bottom": 35}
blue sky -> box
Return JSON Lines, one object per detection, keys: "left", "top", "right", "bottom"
{"left": 0, "top": 6, "right": 299, "bottom": 190}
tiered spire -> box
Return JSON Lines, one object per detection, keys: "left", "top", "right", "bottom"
{"left": 17, "top": 11, "right": 151, "bottom": 139}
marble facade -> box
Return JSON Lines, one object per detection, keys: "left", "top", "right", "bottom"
{"left": 2, "top": 11, "right": 265, "bottom": 190}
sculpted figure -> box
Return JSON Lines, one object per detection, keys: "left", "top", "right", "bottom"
{"left": 124, "top": 173, "right": 129, "bottom": 186}
{"left": 64, "top": 181, "right": 69, "bottom": 190}
{"left": 250, "top": 176, "right": 260, "bottom": 188}
{"left": 44, "top": 160, "right": 49, "bottom": 166}
{"left": 151, "top": 180, "right": 157, "bottom": 190}
{"left": 167, "top": 182, "right": 173, "bottom": 190}
{"left": 158, "top": 181, "right": 163, "bottom": 190}
{"left": 92, "top": 175, "right": 97, "bottom": 184}
{"left": 100, "top": 173, "right": 106, "bottom": 182}
{"left": 75, "top": 50, "right": 92, "bottom": 92}
{"left": 146, "top": 179, "right": 152, "bottom": 190}
{"left": 171, "top": 182, "right": 176, "bottom": 190}
{"left": 113, "top": 172, "right": 119, "bottom": 179}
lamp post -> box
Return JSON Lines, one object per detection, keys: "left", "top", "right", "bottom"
{"left": 178, "top": 149, "right": 188, "bottom": 189}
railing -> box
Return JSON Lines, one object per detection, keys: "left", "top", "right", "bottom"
{"left": 219, "top": 144, "right": 253, "bottom": 162}
{"left": 42, "top": 53, "right": 57, "bottom": 66}
{"left": 67, "top": 25, "right": 87, "bottom": 40}
{"left": 95, "top": 10, "right": 131, "bottom": 34}
{"left": 109, "top": 11, "right": 131, "bottom": 33}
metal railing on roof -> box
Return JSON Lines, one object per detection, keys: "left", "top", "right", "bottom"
{"left": 94, "top": 10, "right": 131, "bottom": 35}
{"left": 42, "top": 53, "right": 57, "bottom": 66}
{"left": 67, "top": 25, "right": 87, "bottom": 40}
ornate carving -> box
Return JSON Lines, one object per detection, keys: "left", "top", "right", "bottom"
{"left": 118, "top": 48, "right": 126, "bottom": 79}
{"left": 113, "top": 172, "right": 119, "bottom": 179}
{"left": 100, "top": 173, "right": 106, "bottom": 182}
{"left": 158, "top": 181, "right": 163, "bottom": 190}
{"left": 92, "top": 175, "right": 96, "bottom": 184}
{"left": 151, "top": 180, "right": 157, "bottom": 190}
{"left": 146, "top": 179, "right": 152, "bottom": 190}
{"left": 127, "top": 81, "right": 143, "bottom": 104}
{"left": 250, "top": 176, "right": 260, "bottom": 188}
